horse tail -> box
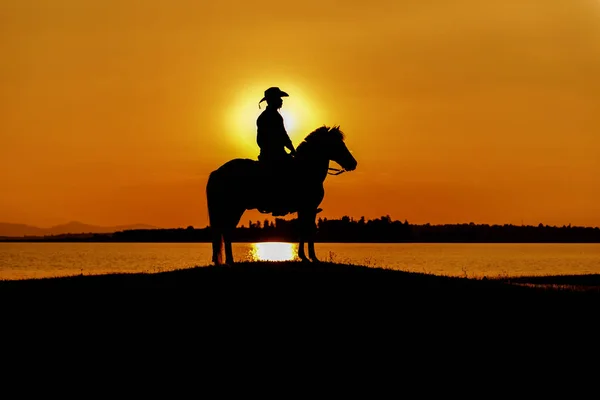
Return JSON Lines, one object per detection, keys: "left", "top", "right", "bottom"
{"left": 206, "top": 170, "right": 224, "bottom": 265}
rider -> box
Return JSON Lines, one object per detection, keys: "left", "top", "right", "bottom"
{"left": 256, "top": 87, "right": 296, "bottom": 216}
{"left": 257, "top": 87, "right": 296, "bottom": 163}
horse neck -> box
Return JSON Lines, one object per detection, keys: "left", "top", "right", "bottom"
{"left": 295, "top": 142, "right": 330, "bottom": 184}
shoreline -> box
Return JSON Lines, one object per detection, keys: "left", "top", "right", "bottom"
{"left": 3, "top": 259, "right": 600, "bottom": 284}
{"left": 3, "top": 239, "right": 600, "bottom": 243}
{"left": 3, "top": 260, "right": 599, "bottom": 293}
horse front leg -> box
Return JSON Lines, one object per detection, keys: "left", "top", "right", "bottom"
{"left": 308, "top": 241, "right": 319, "bottom": 263}
{"left": 298, "top": 240, "right": 309, "bottom": 262}
{"left": 299, "top": 209, "right": 320, "bottom": 263}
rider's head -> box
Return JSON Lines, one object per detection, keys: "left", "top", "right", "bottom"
{"left": 259, "top": 87, "right": 288, "bottom": 109}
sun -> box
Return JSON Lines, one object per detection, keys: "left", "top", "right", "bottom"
{"left": 250, "top": 242, "right": 297, "bottom": 262}
{"left": 225, "top": 83, "right": 322, "bottom": 158}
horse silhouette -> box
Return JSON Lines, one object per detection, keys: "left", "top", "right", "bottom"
{"left": 206, "top": 125, "right": 357, "bottom": 265}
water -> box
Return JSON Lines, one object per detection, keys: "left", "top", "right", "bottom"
{"left": 1, "top": 242, "right": 599, "bottom": 280}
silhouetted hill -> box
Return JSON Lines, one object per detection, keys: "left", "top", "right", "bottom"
{"left": 3, "top": 262, "right": 594, "bottom": 372}
{"left": 0, "top": 221, "right": 158, "bottom": 237}
{"left": 2, "top": 262, "right": 598, "bottom": 330}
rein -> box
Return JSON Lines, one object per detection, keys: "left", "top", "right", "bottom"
{"left": 328, "top": 167, "right": 346, "bottom": 175}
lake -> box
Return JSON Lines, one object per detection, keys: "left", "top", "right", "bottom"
{"left": 1, "top": 242, "right": 599, "bottom": 280}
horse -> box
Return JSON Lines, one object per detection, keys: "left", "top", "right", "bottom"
{"left": 206, "top": 125, "right": 357, "bottom": 265}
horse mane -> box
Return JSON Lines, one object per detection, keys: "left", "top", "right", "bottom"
{"left": 301, "top": 125, "right": 345, "bottom": 145}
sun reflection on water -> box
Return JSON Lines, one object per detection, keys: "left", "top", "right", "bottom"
{"left": 250, "top": 242, "right": 297, "bottom": 262}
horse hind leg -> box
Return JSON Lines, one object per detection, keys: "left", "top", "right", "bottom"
{"left": 208, "top": 207, "right": 224, "bottom": 265}
{"left": 222, "top": 208, "right": 245, "bottom": 265}
{"left": 223, "top": 231, "right": 234, "bottom": 265}
{"left": 207, "top": 173, "right": 226, "bottom": 266}
{"left": 209, "top": 208, "right": 227, "bottom": 266}
{"left": 212, "top": 231, "right": 224, "bottom": 265}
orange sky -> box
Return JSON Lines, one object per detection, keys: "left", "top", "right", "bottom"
{"left": 1, "top": 0, "right": 599, "bottom": 228}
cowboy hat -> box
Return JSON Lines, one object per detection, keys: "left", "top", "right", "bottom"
{"left": 259, "top": 87, "right": 289, "bottom": 104}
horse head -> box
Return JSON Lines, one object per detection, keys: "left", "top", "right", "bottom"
{"left": 299, "top": 125, "right": 357, "bottom": 173}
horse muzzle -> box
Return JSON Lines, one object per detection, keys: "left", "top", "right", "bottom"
{"left": 345, "top": 159, "right": 357, "bottom": 172}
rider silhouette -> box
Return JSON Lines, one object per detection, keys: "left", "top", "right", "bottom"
{"left": 256, "top": 87, "right": 296, "bottom": 216}
{"left": 257, "top": 87, "right": 296, "bottom": 163}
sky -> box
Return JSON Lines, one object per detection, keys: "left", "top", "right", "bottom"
{"left": 1, "top": 0, "right": 599, "bottom": 228}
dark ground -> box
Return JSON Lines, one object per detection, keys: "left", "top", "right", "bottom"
{"left": 3, "top": 261, "right": 599, "bottom": 320}
{"left": 2, "top": 261, "right": 599, "bottom": 373}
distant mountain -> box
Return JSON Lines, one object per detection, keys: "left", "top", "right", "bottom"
{"left": 0, "top": 222, "right": 159, "bottom": 237}
{"left": 0, "top": 223, "right": 46, "bottom": 237}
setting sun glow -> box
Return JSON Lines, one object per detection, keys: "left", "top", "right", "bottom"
{"left": 226, "top": 83, "right": 322, "bottom": 158}
{"left": 1, "top": 0, "right": 599, "bottom": 229}
{"left": 250, "top": 243, "right": 297, "bottom": 262}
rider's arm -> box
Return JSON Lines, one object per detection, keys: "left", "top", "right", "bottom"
{"left": 280, "top": 118, "right": 296, "bottom": 155}
{"left": 285, "top": 138, "right": 296, "bottom": 155}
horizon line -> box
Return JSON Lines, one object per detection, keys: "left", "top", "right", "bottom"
{"left": 2, "top": 217, "right": 599, "bottom": 231}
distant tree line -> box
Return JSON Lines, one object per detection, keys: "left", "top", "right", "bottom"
{"left": 3, "top": 215, "right": 600, "bottom": 243}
